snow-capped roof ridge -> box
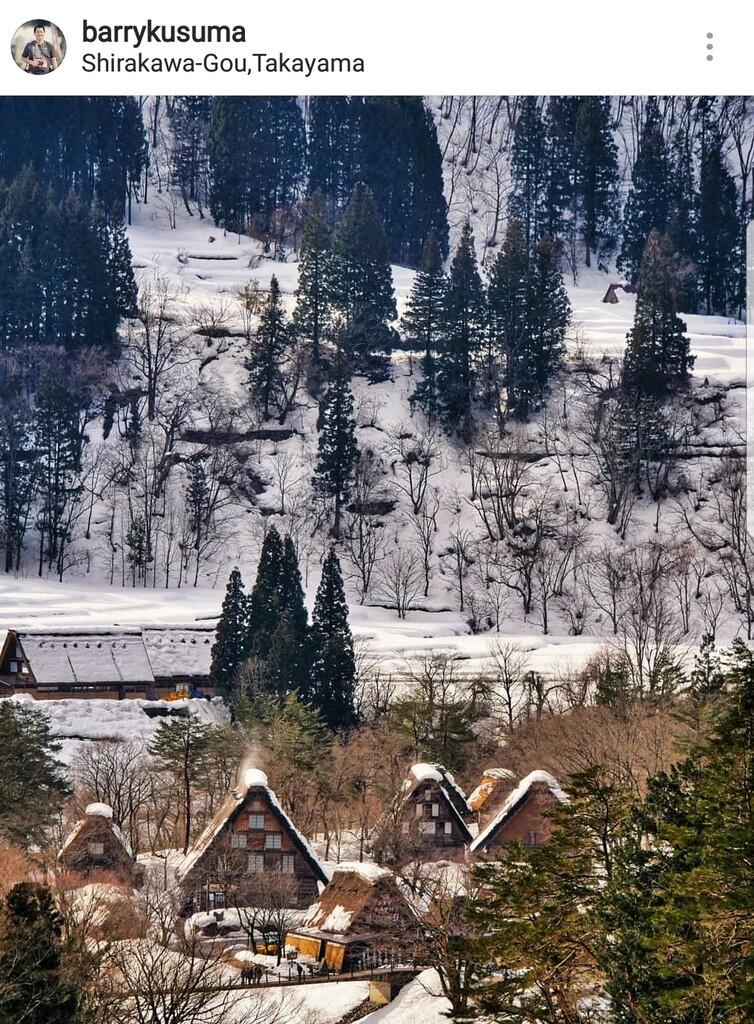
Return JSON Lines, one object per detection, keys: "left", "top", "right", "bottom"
{"left": 469, "top": 769, "right": 568, "bottom": 853}
{"left": 329, "top": 860, "right": 391, "bottom": 884}
{"left": 85, "top": 802, "right": 114, "bottom": 819}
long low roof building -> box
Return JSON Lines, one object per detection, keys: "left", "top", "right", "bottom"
{"left": 0, "top": 625, "right": 215, "bottom": 699}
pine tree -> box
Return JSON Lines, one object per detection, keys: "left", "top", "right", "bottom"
{"left": 509, "top": 96, "right": 549, "bottom": 247}
{"left": 209, "top": 98, "right": 306, "bottom": 240}
{"left": 293, "top": 191, "right": 335, "bottom": 366}
{"left": 574, "top": 97, "right": 619, "bottom": 267}
{"left": 667, "top": 126, "right": 699, "bottom": 311}
{"left": 543, "top": 96, "right": 581, "bottom": 242}
{"left": 623, "top": 229, "right": 694, "bottom": 397}
{"left": 148, "top": 716, "right": 215, "bottom": 853}
{"left": 308, "top": 548, "right": 356, "bottom": 730}
{"left": 313, "top": 361, "right": 359, "bottom": 538}
{"left": 0, "top": 883, "right": 79, "bottom": 1024}
{"left": 435, "top": 223, "right": 486, "bottom": 435}
{"left": 332, "top": 183, "right": 396, "bottom": 337}
{"left": 618, "top": 98, "right": 672, "bottom": 284}
{"left": 697, "top": 124, "right": 742, "bottom": 316}
{"left": 169, "top": 95, "right": 211, "bottom": 216}
{"left": 248, "top": 526, "right": 285, "bottom": 662}
{"left": 527, "top": 235, "right": 571, "bottom": 411}
{"left": 106, "top": 210, "right": 139, "bottom": 320}
{"left": 246, "top": 275, "right": 289, "bottom": 420}
{"left": 209, "top": 568, "right": 250, "bottom": 697}
{"left": 0, "top": 701, "right": 69, "bottom": 847}
{"left": 402, "top": 232, "right": 447, "bottom": 419}
{"left": 488, "top": 219, "right": 530, "bottom": 418}
{"left": 265, "top": 536, "right": 311, "bottom": 698}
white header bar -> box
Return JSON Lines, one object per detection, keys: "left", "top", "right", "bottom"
{"left": 0, "top": 0, "right": 751, "bottom": 96}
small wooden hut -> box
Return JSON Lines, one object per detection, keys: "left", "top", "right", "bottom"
{"left": 286, "top": 863, "right": 418, "bottom": 971}
{"left": 58, "top": 803, "right": 137, "bottom": 885}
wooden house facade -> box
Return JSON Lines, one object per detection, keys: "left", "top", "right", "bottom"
{"left": 58, "top": 803, "right": 139, "bottom": 886}
{"left": 176, "top": 769, "right": 327, "bottom": 914}
{"left": 286, "top": 863, "right": 418, "bottom": 971}
{"left": 391, "top": 763, "right": 474, "bottom": 863}
{"left": 0, "top": 626, "right": 213, "bottom": 700}
{"left": 469, "top": 770, "right": 567, "bottom": 858}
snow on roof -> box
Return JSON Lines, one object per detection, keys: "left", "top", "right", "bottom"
{"left": 85, "top": 803, "right": 114, "bottom": 819}
{"left": 470, "top": 770, "right": 568, "bottom": 853}
{"left": 142, "top": 627, "right": 213, "bottom": 679}
{"left": 410, "top": 763, "right": 442, "bottom": 783}
{"left": 59, "top": 809, "right": 134, "bottom": 860}
{"left": 242, "top": 768, "right": 269, "bottom": 788}
{"left": 397, "top": 763, "right": 474, "bottom": 844}
{"left": 297, "top": 862, "right": 405, "bottom": 937}
{"left": 330, "top": 861, "right": 391, "bottom": 884}
{"left": 176, "top": 770, "right": 326, "bottom": 886}
{"left": 16, "top": 629, "right": 155, "bottom": 685}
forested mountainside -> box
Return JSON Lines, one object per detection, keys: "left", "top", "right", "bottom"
{"left": 0, "top": 96, "right": 751, "bottom": 689}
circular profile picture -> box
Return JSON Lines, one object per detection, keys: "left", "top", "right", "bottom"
{"left": 11, "top": 20, "right": 66, "bottom": 75}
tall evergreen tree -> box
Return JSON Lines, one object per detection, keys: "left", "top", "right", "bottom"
{"left": 618, "top": 98, "right": 672, "bottom": 284}
{"left": 666, "top": 125, "right": 700, "bottom": 310}
{"left": 169, "top": 95, "right": 211, "bottom": 217}
{"left": 313, "top": 361, "right": 359, "bottom": 539}
{"left": 0, "top": 701, "right": 69, "bottom": 847}
{"left": 488, "top": 218, "right": 529, "bottom": 418}
{"left": 293, "top": 190, "right": 335, "bottom": 366}
{"left": 246, "top": 275, "right": 289, "bottom": 420}
{"left": 332, "top": 183, "right": 397, "bottom": 356}
{"left": 264, "top": 536, "right": 311, "bottom": 698}
{"left": 697, "top": 124, "right": 742, "bottom": 316}
{"left": 248, "top": 526, "right": 285, "bottom": 662}
{"left": 402, "top": 231, "right": 447, "bottom": 419}
{"left": 209, "top": 567, "right": 250, "bottom": 697}
{"left": 308, "top": 548, "right": 356, "bottom": 730}
{"left": 543, "top": 95, "right": 581, "bottom": 242}
{"left": 435, "top": 223, "right": 486, "bottom": 436}
{"left": 509, "top": 97, "right": 549, "bottom": 247}
{"left": 574, "top": 97, "right": 620, "bottom": 267}
{"left": 0, "top": 883, "right": 79, "bottom": 1024}
{"left": 623, "top": 229, "right": 694, "bottom": 397}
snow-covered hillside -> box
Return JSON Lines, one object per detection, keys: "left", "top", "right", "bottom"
{"left": 0, "top": 187, "right": 747, "bottom": 683}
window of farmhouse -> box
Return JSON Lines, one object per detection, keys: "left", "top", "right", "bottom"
{"left": 88, "top": 841, "right": 105, "bottom": 856}
{"left": 265, "top": 833, "right": 282, "bottom": 850}
{"left": 282, "top": 854, "right": 295, "bottom": 873}
{"left": 231, "top": 833, "right": 247, "bottom": 849}
{"left": 248, "top": 813, "right": 265, "bottom": 830}
{"left": 248, "top": 853, "right": 264, "bottom": 872}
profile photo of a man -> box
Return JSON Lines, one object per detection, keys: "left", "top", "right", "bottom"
{"left": 12, "top": 20, "right": 66, "bottom": 75}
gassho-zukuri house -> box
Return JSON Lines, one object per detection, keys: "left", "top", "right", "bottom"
{"left": 287, "top": 862, "right": 419, "bottom": 970}
{"left": 176, "top": 768, "right": 328, "bottom": 913}
{"left": 0, "top": 626, "right": 214, "bottom": 699}
{"left": 58, "top": 802, "right": 142, "bottom": 887}
{"left": 469, "top": 770, "right": 568, "bottom": 856}
{"left": 391, "top": 763, "right": 475, "bottom": 862}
